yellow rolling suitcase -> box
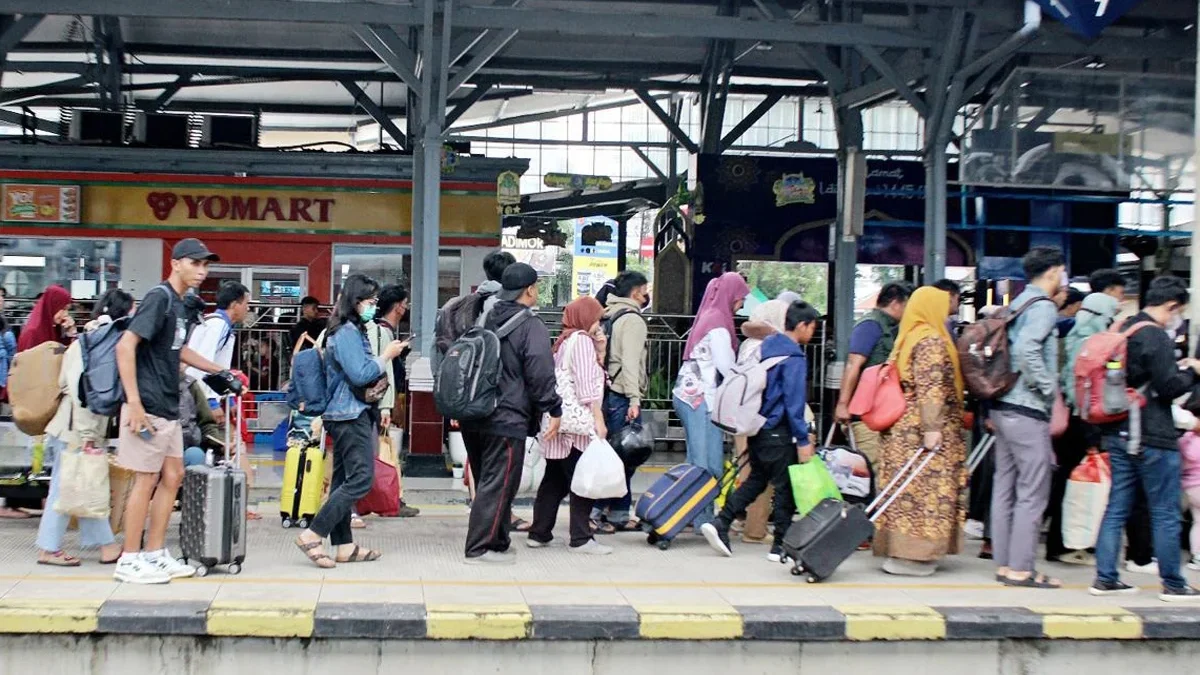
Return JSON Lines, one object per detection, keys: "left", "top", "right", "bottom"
{"left": 279, "top": 418, "right": 325, "bottom": 529}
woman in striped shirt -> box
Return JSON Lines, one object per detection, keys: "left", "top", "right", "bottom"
{"left": 527, "top": 296, "right": 613, "bottom": 555}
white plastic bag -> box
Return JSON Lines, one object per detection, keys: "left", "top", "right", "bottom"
{"left": 1062, "top": 452, "right": 1112, "bottom": 550}
{"left": 519, "top": 437, "right": 546, "bottom": 496}
{"left": 570, "top": 437, "right": 628, "bottom": 500}
{"left": 54, "top": 445, "right": 111, "bottom": 519}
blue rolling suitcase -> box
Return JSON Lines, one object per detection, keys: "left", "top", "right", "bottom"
{"left": 636, "top": 463, "right": 723, "bottom": 550}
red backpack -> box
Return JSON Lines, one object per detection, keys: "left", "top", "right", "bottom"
{"left": 1073, "top": 321, "right": 1157, "bottom": 425}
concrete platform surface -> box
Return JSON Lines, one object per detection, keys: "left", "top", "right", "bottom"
{"left": 1, "top": 507, "right": 1199, "bottom": 641}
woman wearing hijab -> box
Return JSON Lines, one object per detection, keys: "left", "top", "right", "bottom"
{"left": 16, "top": 285, "right": 76, "bottom": 353}
{"left": 673, "top": 271, "right": 750, "bottom": 528}
{"left": 529, "top": 296, "right": 612, "bottom": 555}
{"left": 1045, "top": 292, "right": 1121, "bottom": 565}
{"left": 874, "top": 286, "right": 967, "bottom": 577}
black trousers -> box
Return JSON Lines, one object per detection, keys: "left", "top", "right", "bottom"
{"left": 463, "top": 431, "right": 525, "bottom": 558}
{"left": 1046, "top": 417, "right": 1090, "bottom": 560}
{"left": 528, "top": 448, "right": 595, "bottom": 548}
{"left": 716, "top": 427, "right": 795, "bottom": 546}
{"left": 311, "top": 409, "right": 378, "bottom": 546}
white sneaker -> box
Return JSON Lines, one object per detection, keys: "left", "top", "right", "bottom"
{"left": 113, "top": 554, "right": 171, "bottom": 585}
{"left": 1127, "top": 560, "right": 1159, "bottom": 576}
{"left": 526, "top": 537, "right": 549, "bottom": 549}
{"left": 145, "top": 549, "right": 196, "bottom": 579}
{"left": 964, "top": 520, "right": 985, "bottom": 540}
{"left": 1188, "top": 557, "right": 1200, "bottom": 572}
{"left": 569, "top": 539, "right": 613, "bottom": 555}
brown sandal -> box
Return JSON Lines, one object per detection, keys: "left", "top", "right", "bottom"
{"left": 37, "top": 550, "right": 81, "bottom": 567}
{"left": 336, "top": 545, "right": 381, "bottom": 563}
{"left": 295, "top": 537, "right": 336, "bottom": 569}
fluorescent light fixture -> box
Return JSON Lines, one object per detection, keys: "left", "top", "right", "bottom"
{"left": 1116, "top": 252, "right": 1140, "bottom": 263}
{"left": 0, "top": 255, "right": 46, "bottom": 268}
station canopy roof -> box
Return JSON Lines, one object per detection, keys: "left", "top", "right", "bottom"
{"left": 0, "top": 1, "right": 1193, "bottom": 137}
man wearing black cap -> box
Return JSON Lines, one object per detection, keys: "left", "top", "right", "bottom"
{"left": 462, "top": 262, "right": 563, "bottom": 564}
{"left": 113, "top": 238, "right": 237, "bottom": 584}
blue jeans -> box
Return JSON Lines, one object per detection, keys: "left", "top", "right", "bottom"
{"left": 592, "top": 391, "right": 642, "bottom": 523}
{"left": 674, "top": 396, "right": 725, "bottom": 527}
{"left": 1095, "top": 442, "right": 1188, "bottom": 590}
{"left": 35, "top": 437, "right": 116, "bottom": 553}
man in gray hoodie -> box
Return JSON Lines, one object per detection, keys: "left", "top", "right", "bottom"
{"left": 435, "top": 251, "right": 515, "bottom": 357}
{"left": 991, "top": 246, "right": 1065, "bottom": 589}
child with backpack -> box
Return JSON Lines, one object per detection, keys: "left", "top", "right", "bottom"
{"left": 701, "top": 301, "right": 820, "bottom": 563}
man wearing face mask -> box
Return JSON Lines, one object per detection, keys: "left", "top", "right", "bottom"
{"left": 1091, "top": 275, "right": 1200, "bottom": 601}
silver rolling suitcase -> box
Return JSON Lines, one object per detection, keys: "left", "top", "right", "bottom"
{"left": 179, "top": 394, "right": 247, "bottom": 576}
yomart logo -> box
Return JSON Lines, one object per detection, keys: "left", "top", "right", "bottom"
{"left": 145, "top": 191, "right": 336, "bottom": 223}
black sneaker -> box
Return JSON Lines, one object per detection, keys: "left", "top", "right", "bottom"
{"left": 700, "top": 523, "right": 732, "bottom": 557}
{"left": 1089, "top": 580, "right": 1138, "bottom": 596}
{"left": 1160, "top": 585, "right": 1200, "bottom": 603}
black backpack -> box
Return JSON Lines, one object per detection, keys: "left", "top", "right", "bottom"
{"left": 434, "top": 309, "right": 532, "bottom": 421}
{"left": 601, "top": 308, "right": 643, "bottom": 378}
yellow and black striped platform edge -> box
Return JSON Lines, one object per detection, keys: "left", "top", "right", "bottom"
{"left": 0, "top": 600, "right": 1198, "bottom": 640}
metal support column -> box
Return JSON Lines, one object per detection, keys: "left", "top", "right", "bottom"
{"left": 412, "top": 0, "right": 452, "bottom": 357}
{"left": 1190, "top": 0, "right": 1200, "bottom": 355}
{"left": 832, "top": 107, "right": 864, "bottom": 361}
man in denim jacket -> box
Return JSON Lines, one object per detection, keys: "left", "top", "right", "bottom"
{"left": 991, "top": 247, "right": 1065, "bottom": 589}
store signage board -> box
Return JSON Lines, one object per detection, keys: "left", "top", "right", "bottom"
{"left": 2, "top": 183, "right": 81, "bottom": 224}
{"left": 1034, "top": 0, "right": 1144, "bottom": 40}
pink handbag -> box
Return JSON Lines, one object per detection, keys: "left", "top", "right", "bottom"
{"left": 848, "top": 363, "right": 906, "bottom": 432}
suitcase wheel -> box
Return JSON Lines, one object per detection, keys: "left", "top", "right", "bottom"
{"left": 806, "top": 575, "right": 818, "bottom": 584}
{"left": 194, "top": 565, "right": 209, "bottom": 578}
{"left": 297, "top": 517, "right": 310, "bottom": 530}
{"left": 646, "top": 532, "right": 660, "bottom": 545}
{"left": 228, "top": 563, "right": 242, "bottom": 575}
{"left": 790, "top": 566, "right": 803, "bottom": 576}
{"left": 656, "top": 539, "right": 671, "bottom": 551}
{"left": 281, "top": 517, "right": 293, "bottom": 529}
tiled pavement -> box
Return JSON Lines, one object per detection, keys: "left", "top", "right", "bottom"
{"left": 1, "top": 507, "right": 1200, "bottom": 640}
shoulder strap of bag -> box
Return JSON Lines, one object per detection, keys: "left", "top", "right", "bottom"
{"left": 1005, "top": 295, "right": 1054, "bottom": 324}
{"left": 1122, "top": 320, "right": 1158, "bottom": 338}
{"left": 495, "top": 309, "right": 533, "bottom": 341}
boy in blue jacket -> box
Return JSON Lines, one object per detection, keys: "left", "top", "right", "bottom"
{"left": 702, "top": 301, "right": 821, "bottom": 562}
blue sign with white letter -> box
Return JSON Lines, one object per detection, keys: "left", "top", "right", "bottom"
{"left": 1035, "top": 0, "right": 1144, "bottom": 40}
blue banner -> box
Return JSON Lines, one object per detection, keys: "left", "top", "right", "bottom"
{"left": 1035, "top": 0, "right": 1144, "bottom": 40}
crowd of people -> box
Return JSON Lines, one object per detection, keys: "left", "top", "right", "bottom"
{"left": 2, "top": 239, "right": 1199, "bottom": 600}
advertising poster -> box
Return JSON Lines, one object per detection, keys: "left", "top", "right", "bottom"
{"left": 572, "top": 217, "right": 618, "bottom": 300}
{"left": 2, "top": 183, "right": 81, "bottom": 223}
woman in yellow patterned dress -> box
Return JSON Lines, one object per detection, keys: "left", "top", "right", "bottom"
{"left": 874, "top": 286, "right": 967, "bottom": 576}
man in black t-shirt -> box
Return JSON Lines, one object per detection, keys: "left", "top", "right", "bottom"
{"left": 113, "top": 238, "right": 232, "bottom": 585}
{"left": 290, "top": 296, "right": 327, "bottom": 353}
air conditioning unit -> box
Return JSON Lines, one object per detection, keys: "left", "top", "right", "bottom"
{"left": 68, "top": 110, "right": 125, "bottom": 144}
{"left": 132, "top": 112, "right": 190, "bottom": 149}
{"left": 199, "top": 115, "right": 257, "bottom": 148}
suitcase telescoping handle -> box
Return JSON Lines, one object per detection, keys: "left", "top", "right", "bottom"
{"left": 822, "top": 423, "right": 859, "bottom": 452}
{"left": 864, "top": 445, "right": 937, "bottom": 523}
{"left": 967, "top": 434, "right": 994, "bottom": 475}
{"left": 222, "top": 393, "right": 242, "bottom": 467}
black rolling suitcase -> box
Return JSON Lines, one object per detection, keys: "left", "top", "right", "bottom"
{"left": 782, "top": 445, "right": 936, "bottom": 583}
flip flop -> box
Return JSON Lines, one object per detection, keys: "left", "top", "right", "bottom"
{"left": 590, "top": 519, "right": 616, "bottom": 535}
{"left": 512, "top": 518, "right": 532, "bottom": 532}
{"left": 336, "top": 544, "right": 381, "bottom": 563}
{"left": 0, "top": 507, "right": 30, "bottom": 520}
{"left": 610, "top": 519, "right": 640, "bottom": 532}
{"left": 1001, "top": 572, "right": 1061, "bottom": 589}
{"left": 295, "top": 537, "right": 336, "bottom": 569}
{"left": 37, "top": 551, "right": 81, "bottom": 567}
{"left": 350, "top": 516, "right": 366, "bottom": 529}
